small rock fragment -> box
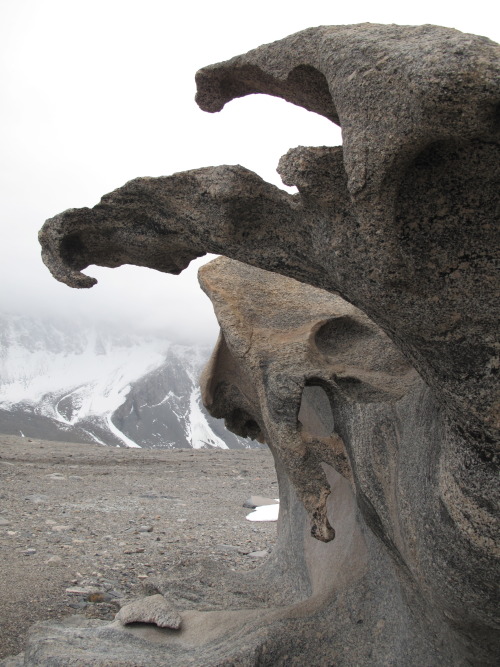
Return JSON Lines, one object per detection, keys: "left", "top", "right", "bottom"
{"left": 46, "top": 555, "right": 63, "bottom": 565}
{"left": 243, "top": 496, "right": 279, "bottom": 509}
{"left": 215, "top": 544, "right": 241, "bottom": 552}
{"left": 25, "top": 494, "right": 48, "bottom": 503}
{"left": 68, "top": 601, "right": 87, "bottom": 610}
{"left": 65, "top": 586, "right": 100, "bottom": 596}
{"left": 116, "top": 594, "right": 182, "bottom": 629}
{"left": 85, "top": 601, "right": 120, "bottom": 620}
{"left": 87, "top": 592, "right": 112, "bottom": 603}
{"left": 247, "top": 550, "right": 268, "bottom": 558}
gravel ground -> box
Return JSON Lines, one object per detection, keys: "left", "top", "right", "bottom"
{"left": 0, "top": 436, "right": 278, "bottom": 660}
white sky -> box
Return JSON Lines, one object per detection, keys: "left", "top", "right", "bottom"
{"left": 1, "top": 0, "right": 498, "bottom": 345}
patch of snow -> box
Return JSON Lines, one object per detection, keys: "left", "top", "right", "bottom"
{"left": 0, "top": 321, "right": 170, "bottom": 409}
{"left": 187, "top": 387, "right": 228, "bottom": 450}
{"left": 0, "top": 320, "right": 171, "bottom": 443}
{"left": 0, "top": 318, "right": 243, "bottom": 451}
{"left": 81, "top": 429, "right": 107, "bottom": 446}
{"left": 246, "top": 502, "right": 280, "bottom": 522}
{"left": 106, "top": 414, "right": 141, "bottom": 448}
{"left": 149, "top": 390, "right": 177, "bottom": 409}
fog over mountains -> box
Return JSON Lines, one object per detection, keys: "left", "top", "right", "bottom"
{"left": 0, "top": 315, "right": 252, "bottom": 450}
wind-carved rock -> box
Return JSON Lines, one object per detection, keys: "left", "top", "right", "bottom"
{"left": 32, "top": 23, "right": 499, "bottom": 667}
{"left": 199, "top": 258, "right": 418, "bottom": 544}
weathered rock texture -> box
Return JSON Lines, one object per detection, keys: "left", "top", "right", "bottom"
{"left": 31, "top": 22, "right": 499, "bottom": 667}
{"left": 116, "top": 595, "right": 182, "bottom": 629}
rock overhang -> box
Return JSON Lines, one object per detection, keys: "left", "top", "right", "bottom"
{"left": 32, "top": 22, "right": 500, "bottom": 666}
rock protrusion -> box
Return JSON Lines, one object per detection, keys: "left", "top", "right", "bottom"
{"left": 116, "top": 595, "right": 182, "bottom": 629}
{"left": 34, "top": 22, "right": 500, "bottom": 667}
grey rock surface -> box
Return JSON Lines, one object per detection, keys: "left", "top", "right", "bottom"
{"left": 116, "top": 594, "right": 182, "bottom": 629}
{"left": 33, "top": 22, "right": 499, "bottom": 667}
{"left": 40, "top": 24, "right": 499, "bottom": 454}
{"left": 242, "top": 496, "right": 279, "bottom": 509}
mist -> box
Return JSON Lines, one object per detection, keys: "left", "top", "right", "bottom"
{"left": 1, "top": 0, "right": 498, "bottom": 345}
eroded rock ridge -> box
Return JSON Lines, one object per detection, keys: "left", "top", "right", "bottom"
{"left": 30, "top": 22, "right": 500, "bottom": 667}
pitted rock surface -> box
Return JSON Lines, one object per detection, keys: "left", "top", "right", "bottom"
{"left": 30, "top": 22, "right": 500, "bottom": 667}
{"left": 199, "top": 258, "right": 418, "bottom": 543}
{"left": 116, "top": 595, "right": 182, "bottom": 629}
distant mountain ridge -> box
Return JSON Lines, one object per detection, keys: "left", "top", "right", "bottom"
{"left": 0, "top": 315, "right": 252, "bottom": 449}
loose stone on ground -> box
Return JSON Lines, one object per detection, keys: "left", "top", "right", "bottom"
{"left": 0, "top": 435, "right": 277, "bottom": 660}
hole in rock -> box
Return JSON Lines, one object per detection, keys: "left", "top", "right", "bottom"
{"left": 226, "top": 408, "right": 264, "bottom": 441}
{"left": 314, "top": 316, "right": 373, "bottom": 357}
{"left": 298, "top": 385, "right": 335, "bottom": 437}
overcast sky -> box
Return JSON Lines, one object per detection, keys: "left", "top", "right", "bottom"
{"left": 1, "top": 0, "right": 498, "bottom": 345}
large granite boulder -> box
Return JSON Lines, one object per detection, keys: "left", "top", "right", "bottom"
{"left": 29, "top": 23, "right": 499, "bottom": 666}
{"left": 198, "top": 257, "right": 498, "bottom": 665}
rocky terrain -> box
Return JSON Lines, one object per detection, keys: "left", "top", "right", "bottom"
{"left": 23, "top": 21, "right": 500, "bottom": 667}
{"left": 0, "top": 435, "right": 277, "bottom": 660}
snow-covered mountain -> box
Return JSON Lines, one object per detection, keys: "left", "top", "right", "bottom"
{"left": 0, "top": 315, "right": 252, "bottom": 449}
